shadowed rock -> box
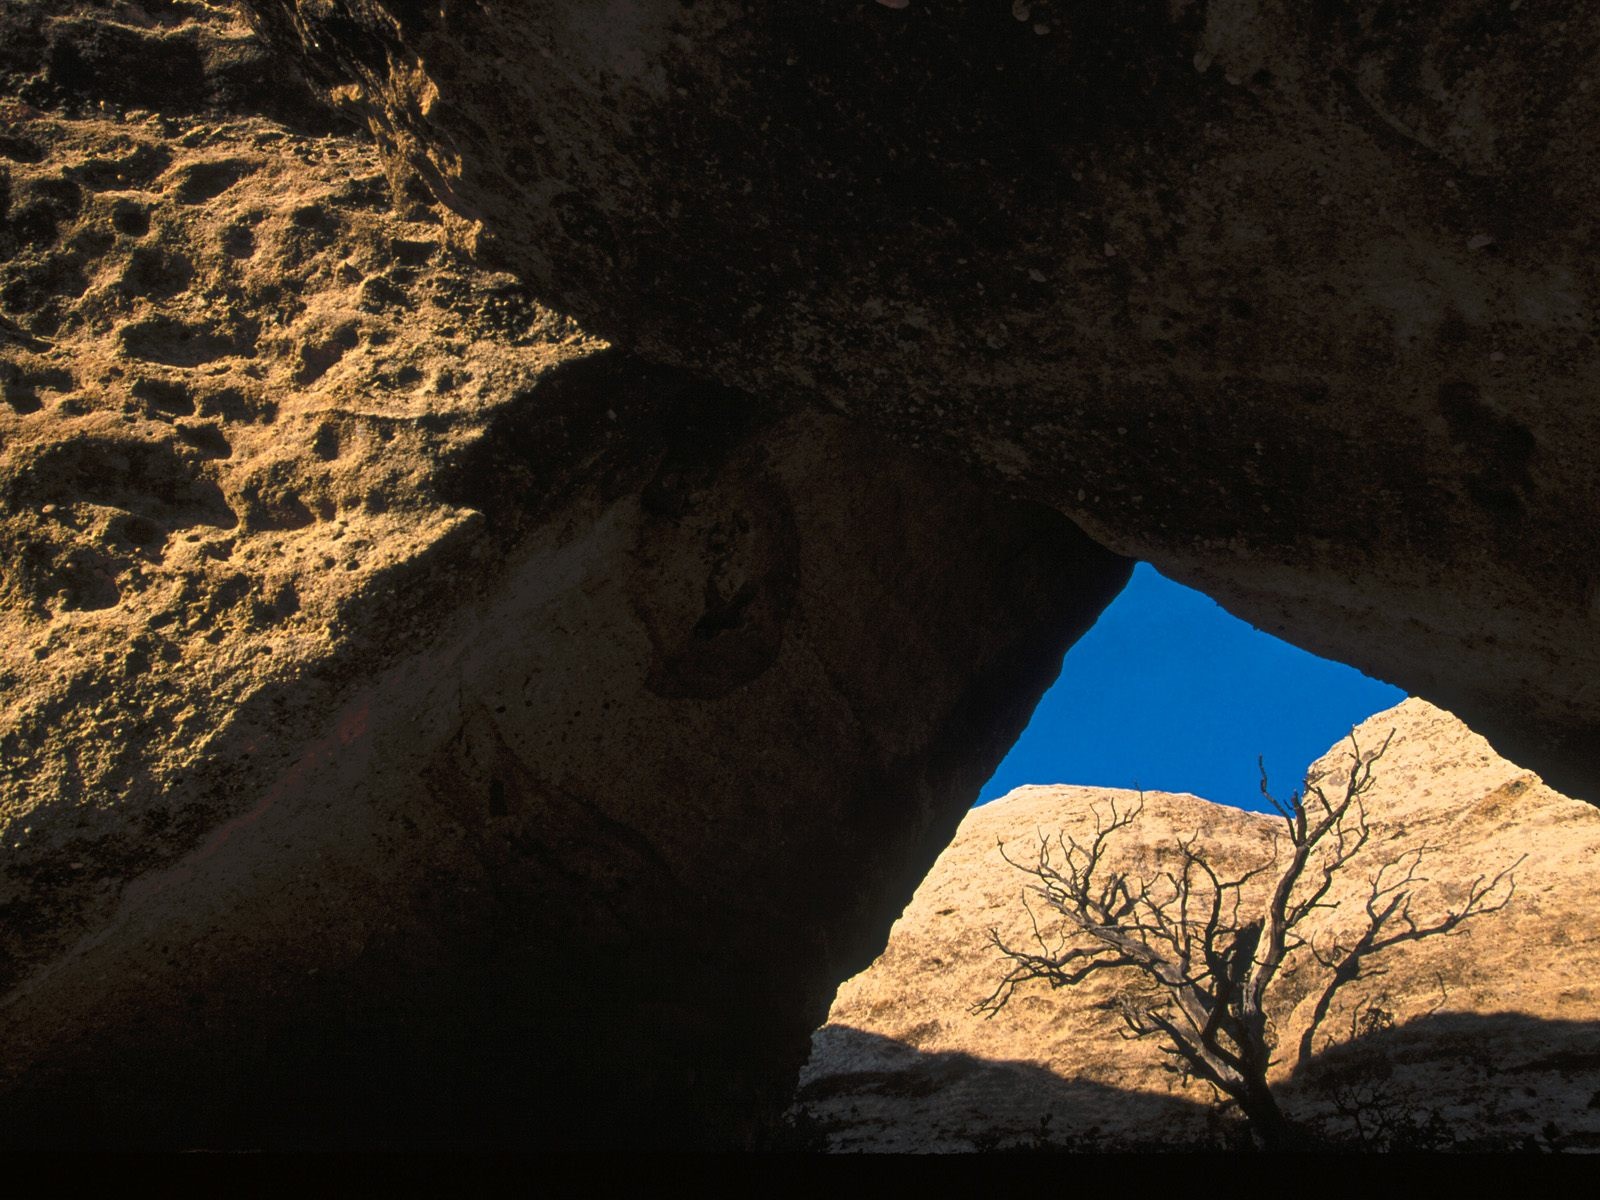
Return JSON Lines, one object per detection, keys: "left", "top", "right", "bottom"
{"left": 247, "top": 0, "right": 1600, "bottom": 800}
{"left": 0, "top": 359, "right": 1127, "bottom": 1150}
{"left": 9, "top": 2, "right": 1600, "bottom": 1152}
{"left": 796, "top": 1027, "right": 1231, "bottom": 1153}
{"left": 0, "top": 8, "right": 1130, "bottom": 1145}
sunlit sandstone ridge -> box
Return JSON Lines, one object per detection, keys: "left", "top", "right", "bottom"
{"left": 799, "top": 699, "right": 1600, "bottom": 1151}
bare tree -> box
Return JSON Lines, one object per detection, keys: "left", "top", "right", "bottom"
{"left": 971, "top": 731, "right": 1522, "bottom": 1151}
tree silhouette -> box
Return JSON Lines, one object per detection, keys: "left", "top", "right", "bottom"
{"left": 972, "top": 730, "right": 1523, "bottom": 1150}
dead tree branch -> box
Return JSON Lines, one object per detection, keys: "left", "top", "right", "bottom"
{"left": 971, "top": 730, "right": 1523, "bottom": 1151}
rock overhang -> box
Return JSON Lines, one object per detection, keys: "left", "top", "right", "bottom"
{"left": 245, "top": 0, "right": 1600, "bottom": 801}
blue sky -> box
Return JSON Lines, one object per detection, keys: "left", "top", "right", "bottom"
{"left": 977, "top": 563, "right": 1407, "bottom": 813}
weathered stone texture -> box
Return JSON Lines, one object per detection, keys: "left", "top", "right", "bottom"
{"left": 248, "top": 0, "right": 1600, "bottom": 799}
{"left": 800, "top": 699, "right": 1600, "bottom": 1151}
{"left": 0, "top": 5, "right": 1130, "bottom": 1146}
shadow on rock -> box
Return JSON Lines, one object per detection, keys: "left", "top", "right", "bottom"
{"left": 799, "top": 1010, "right": 1600, "bottom": 1152}
{"left": 793, "top": 1026, "right": 1237, "bottom": 1153}
{"left": 1285, "top": 1010, "right": 1600, "bottom": 1153}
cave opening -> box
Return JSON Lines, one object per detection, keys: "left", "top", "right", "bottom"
{"left": 977, "top": 562, "right": 1407, "bottom": 815}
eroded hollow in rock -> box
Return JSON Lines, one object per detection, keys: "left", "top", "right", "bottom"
{"left": 0, "top": 351, "right": 1131, "bottom": 1150}
{"left": 244, "top": 0, "right": 1600, "bottom": 804}
{"left": 8, "top": 0, "right": 1597, "bottom": 1153}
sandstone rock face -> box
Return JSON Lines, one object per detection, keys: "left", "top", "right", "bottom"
{"left": 0, "top": 0, "right": 336, "bottom": 131}
{"left": 0, "top": 5, "right": 1130, "bottom": 1148}
{"left": 799, "top": 699, "right": 1600, "bottom": 1151}
{"left": 247, "top": 0, "right": 1600, "bottom": 801}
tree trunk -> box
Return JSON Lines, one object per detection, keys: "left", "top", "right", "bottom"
{"left": 1238, "top": 1079, "right": 1302, "bottom": 1152}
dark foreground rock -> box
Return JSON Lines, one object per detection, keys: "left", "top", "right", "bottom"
{"left": 0, "top": 5, "right": 1128, "bottom": 1147}
{"left": 248, "top": 0, "right": 1600, "bottom": 801}
{"left": 1, "top": 387, "right": 1123, "bottom": 1150}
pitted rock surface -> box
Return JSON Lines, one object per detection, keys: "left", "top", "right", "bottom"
{"left": 0, "top": 3, "right": 1131, "bottom": 1148}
